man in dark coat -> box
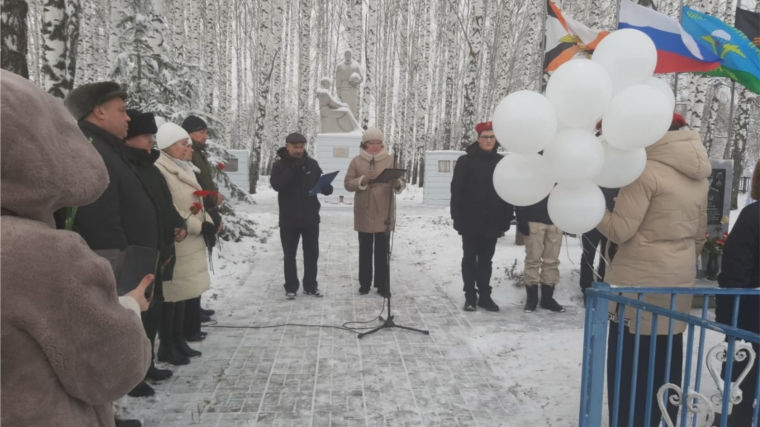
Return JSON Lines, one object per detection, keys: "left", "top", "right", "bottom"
{"left": 62, "top": 82, "right": 153, "bottom": 427}
{"left": 123, "top": 110, "right": 190, "bottom": 379}
{"left": 515, "top": 194, "right": 565, "bottom": 313}
{"left": 181, "top": 115, "right": 219, "bottom": 334}
{"left": 715, "top": 158, "right": 759, "bottom": 427}
{"left": 451, "top": 121, "right": 514, "bottom": 312}
{"left": 579, "top": 187, "right": 619, "bottom": 301}
{"left": 270, "top": 132, "right": 333, "bottom": 299}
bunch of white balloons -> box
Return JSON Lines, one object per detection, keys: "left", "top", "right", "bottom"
{"left": 492, "top": 29, "right": 676, "bottom": 234}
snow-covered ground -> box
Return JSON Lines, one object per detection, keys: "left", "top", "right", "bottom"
{"left": 116, "top": 184, "right": 748, "bottom": 427}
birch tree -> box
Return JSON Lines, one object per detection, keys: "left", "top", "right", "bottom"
{"left": 41, "top": 0, "right": 80, "bottom": 98}
{"left": 459, "top": 0, "right": 484, "bottom": 149}
{"left": 686, "top": 0, "right": 714, "bottom": 131}
{"left": 361, "top": 0, "right": 376, "bottom": 129}
{"left": 2, "top": 0, "right": 30, "bottom": 78}
{"left": 297, "top": 0, "right": 312, "bottom": 131}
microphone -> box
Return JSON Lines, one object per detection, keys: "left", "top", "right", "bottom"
{"left": 370, "top": 157, "right": 375, "bottom": 171}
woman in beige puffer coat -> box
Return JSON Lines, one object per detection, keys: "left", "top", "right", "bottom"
{"left": 596, "top": 114, "right": 711, "bottom": 427}
{"left": 344, "top": 128, "right": 406, "bottom": 296}
{"left": 154, "top": 123, "right": 215, "bottom": 365}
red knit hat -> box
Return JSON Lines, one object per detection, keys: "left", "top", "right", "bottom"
{"left": 596, "top": 113, "right": 686, "bottom": 132}
{"left": 475, "top": 121, "right": 493, "bottom": 135}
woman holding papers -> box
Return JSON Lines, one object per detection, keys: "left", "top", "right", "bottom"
{"left": 344, "top": 128, "right": 406, "bottom": 297}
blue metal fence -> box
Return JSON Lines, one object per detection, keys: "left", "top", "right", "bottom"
{"left": 580, "top": 282, "right": 760, "bottom": 427}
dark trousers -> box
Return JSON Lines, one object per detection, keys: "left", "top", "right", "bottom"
{"left": 607, "top": 323, "right": 683, "bottom": 427}
{"left": 358, "top": 232, "right": 389, "bottom": 293}
{"left": 461, "top": 235, "right": 498, "bottom": 302}
{"left": 141, "top": 300, "right": 162, "bottom": 367}
{"left": 580, "top": 228, "right": 608, "bottom": 292}
{"left": 280, "top": 224, "right": 320, "bottom": 293}
{"left": 719, "top": 341, "right": 759, "bottom": 426}
{"left": 183, "top": 296, "right": 201, "bottom": 338}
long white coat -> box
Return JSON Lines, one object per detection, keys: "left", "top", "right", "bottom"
{"left": 155, "top": 152, "right": 213, "bottom": 302}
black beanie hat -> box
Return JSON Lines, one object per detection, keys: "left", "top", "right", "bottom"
{"left": 126, "top": 109, "right": 158, "bottom": 139}
{"left": 181, "top": 115, "right": 208, "bottom": 133}
{"left": 285, "top": 132, "right": 307, "bottom": 144}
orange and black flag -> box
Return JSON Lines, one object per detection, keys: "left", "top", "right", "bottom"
{"left": 544, "top": 0, "right": 609, "bottom": 71}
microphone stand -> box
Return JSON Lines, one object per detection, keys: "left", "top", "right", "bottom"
{"left": 358, "top": 154, "right": 429, "bottom": 339}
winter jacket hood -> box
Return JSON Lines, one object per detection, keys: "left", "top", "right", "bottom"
{"left": 1, "top": 71, "right": 108, "bottom": 226}
{"left": 645, "top": 130, "right": 711, "bottom": 181}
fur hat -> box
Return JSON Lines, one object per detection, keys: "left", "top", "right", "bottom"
{"left": 181, "top": 115, "right": 208, "bottom": 134}
{"left": 475, "top": 121, "right": 493, "bottom": 135}
{"left": 63, "top": 81, "right": 128, "bottom": 121}
{"left": 126, "top": 110, "right": 158, "bottom": 139}
{"left": 156, "top": 123, "right": 191, "bottom": 150}
{"left": 361, "top": 128, "right": 384, "bottom": 143}
{"left": 285, "top": 132, "right": 307, "bottom": 144}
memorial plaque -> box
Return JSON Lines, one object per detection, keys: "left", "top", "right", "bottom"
{"left": 707, "top": 168, "right": 727, "bottom": 225}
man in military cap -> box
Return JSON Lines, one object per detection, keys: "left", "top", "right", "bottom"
{"left": 62, "top": 82, "right": 159, "bottom": 427}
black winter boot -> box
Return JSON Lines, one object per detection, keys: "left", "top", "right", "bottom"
{"left": 157, "top": 302, "right": 190, "bottom": 366}
{"left": 146, "top": 362, "right": 172, "bottom": 382}
{"left": 114, "top": 418, "right": 142, "bottom": 427}
{"left": 127, "top": 380, "right": 155, "bottom": 398}
{"left": 540, "top": 284, "right": 566, "bottom": 313}
{"left": 524, "top": 285, "right": 539, "bottom": 313}
{"left": 174, "top": 301, "right": 202, "bottom": 358}
{"left": 477, "top": 295, "right": 500, "bottom": 312}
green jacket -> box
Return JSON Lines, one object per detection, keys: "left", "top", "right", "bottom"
{"left": 191, "top": 141, "right": 217, "bottom": 192}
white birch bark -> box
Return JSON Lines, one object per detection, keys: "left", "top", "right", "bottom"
{"left": 361, "top": 0, "right": 376, "bottom": 129}
{"left": 297, "top": 0, "right": 312, "bottom": 131}
{"left": 414, "top": 0, "right": 431, "bottom": 171}
{"left": 41, "top": 0, "right": 79, "bottom": 98}
{"left": 442, "top": 0, "right": 458, "bottom": 150}
{"left": 686, "top": 0, "right": 714, "bottom": 131}
{"left": 2, "top": 0, "right": 30, "bottom": 78}
{"left": 459, "top": 0, "right": 484, "bottom": 149}
{"left": 108, "top": 0, "right": 126, "bottom": 64}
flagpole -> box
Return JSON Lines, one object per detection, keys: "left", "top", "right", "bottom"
{"left": 672, "top": 0, "right": 684, "bottom": 104}
{"left": 537, "top": 0, "right": 548, "bottom": 92}
{"left": 726, "top": 80, "right": 736, "bottom": 156}
{"left": 615, "top": 0, "right": 622, "bottom": 28}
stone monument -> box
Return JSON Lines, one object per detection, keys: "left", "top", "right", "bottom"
{"left": 317, "top": 77, "right": 361, "bottom": 133}
{"left": 334, "top": 50, "right": 363, "bottom": 118}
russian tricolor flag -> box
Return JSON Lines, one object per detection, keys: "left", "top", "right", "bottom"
{"left": 618, "top": 0, "right": 721, "bottom": 73}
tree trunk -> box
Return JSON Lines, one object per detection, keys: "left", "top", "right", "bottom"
{"left": 731, "top": 88, "right": 752, "bottom": 208}
{"left": 2, "top": 0, "right": 30, "bottom": 78}
{"left": 460, "top": 0, "right": 484, "bottom": 150}
{"left": 297, "top": 0, "right": 312, "bottom": 132}
{"left": 361, "top": 0, "right": 376, "bottom": 129}
{"left": 41, "top": 0, "right": 80, "bottom": 98}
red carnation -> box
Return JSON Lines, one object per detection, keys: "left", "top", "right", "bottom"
{"left": 189, "top": 202, "right": 203, "bottom": 215}
{"left": 209, "top": 190, "right": 218, "bottom": 198}
{"left": 217, "top": 162, "right": 226, "bottom": 170}
{"left": 722, "top": 232, "right": 729, "bottom": 238}
{"left": 194, "top": 190, "right": 211, "bottom": 197}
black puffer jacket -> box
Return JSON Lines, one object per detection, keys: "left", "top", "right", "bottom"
{"left": 270, "top": 148, "right": 323, "bottom": 228}
{"left": 450, "top": 142, "right": 514, "bottom": 237}
{"left": 73, "top": 121, "right": 160, "bottom": 251}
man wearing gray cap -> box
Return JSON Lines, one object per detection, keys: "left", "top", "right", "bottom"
{"left": 62, "top": 82, "right": 158, "bottom": 427}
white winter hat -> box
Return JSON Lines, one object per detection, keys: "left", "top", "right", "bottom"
{"left": 362, "top": 127, "right": 384, "bottom": 143}
{"left": 156, "top": 122, "right": 191, "bottom": 150}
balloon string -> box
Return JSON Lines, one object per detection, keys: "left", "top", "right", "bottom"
{"left": 577, "top": 233, "right": 613, "bottom": 283}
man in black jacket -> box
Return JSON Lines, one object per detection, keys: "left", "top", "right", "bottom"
{"left": 516, "top": 195, "right": 565, "bottom": 313}
{"left": 62, "top": 82, "right": 153, "bottom": 427}
{"left": 270, "top": 132, "right": 333, "bottom": 299}
{"left": 450, "top": 122, "right": 514, "bottom": 312}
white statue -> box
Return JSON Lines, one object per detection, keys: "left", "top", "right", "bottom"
{"left": 334, "top": 50, "right": 363, "bottom": 118}
{"left": 317, "top": 78, "right": 361, "bottom": 133}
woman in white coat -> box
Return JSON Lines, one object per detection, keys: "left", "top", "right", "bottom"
{"left": 154, "top": 123, "right": 214, "bottom": 365}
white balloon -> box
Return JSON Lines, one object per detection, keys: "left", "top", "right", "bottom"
{"left": 493, "top": 153, "right": 556, "bottom": 206}
{"left": 547, "top": 183, "right": 607, "bottom": 234}
{"left": 546, "top": 59, "right": 613, "bottom": 129}
{"left": 592, "top": 29, "right": 657, "bottom": 94}
{"left": 593, "top": 139, "right": 648, "bottom": 188}
{"left": 544, "top": 129, "right": 605, "bottom": 185}
{"left": 644, "top": 76, "right": 676, "bottom": 112}
{"left": 492, "top": 91, "right": 558, "bottom": 155}
{"left": 602, "top": 84, "right": 672, "bottom": 150}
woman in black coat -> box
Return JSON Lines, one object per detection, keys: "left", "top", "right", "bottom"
{"left": 715, "top": 158, "right": 760, "bottom": 427}
{"left": 450, "top": 122, "right": 514, "bottom": 312}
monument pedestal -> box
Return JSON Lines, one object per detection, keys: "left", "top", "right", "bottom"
{"left": 313, "top": 132, "right": 363, "bottom": 204}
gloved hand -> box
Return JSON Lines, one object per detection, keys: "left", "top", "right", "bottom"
{"left": 321, "top": 185, "right": 334, "bottom": 196}
{"left": 201, "top": 222, "right": 217, "bottom": 248}
{"left": 517, "top": 220, "right": 530, "bottom": 236}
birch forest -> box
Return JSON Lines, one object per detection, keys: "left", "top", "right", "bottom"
{"left": 2, "top": 0, "right": 759, "bottom": 207}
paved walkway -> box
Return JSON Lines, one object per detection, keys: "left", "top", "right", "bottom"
{"left": 125, "top": 211, "right": 554, "bottom": 427}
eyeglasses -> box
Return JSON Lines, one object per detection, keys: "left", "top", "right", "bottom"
{"left": 479, "top": 135, "right": 496, "bottom": 141}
